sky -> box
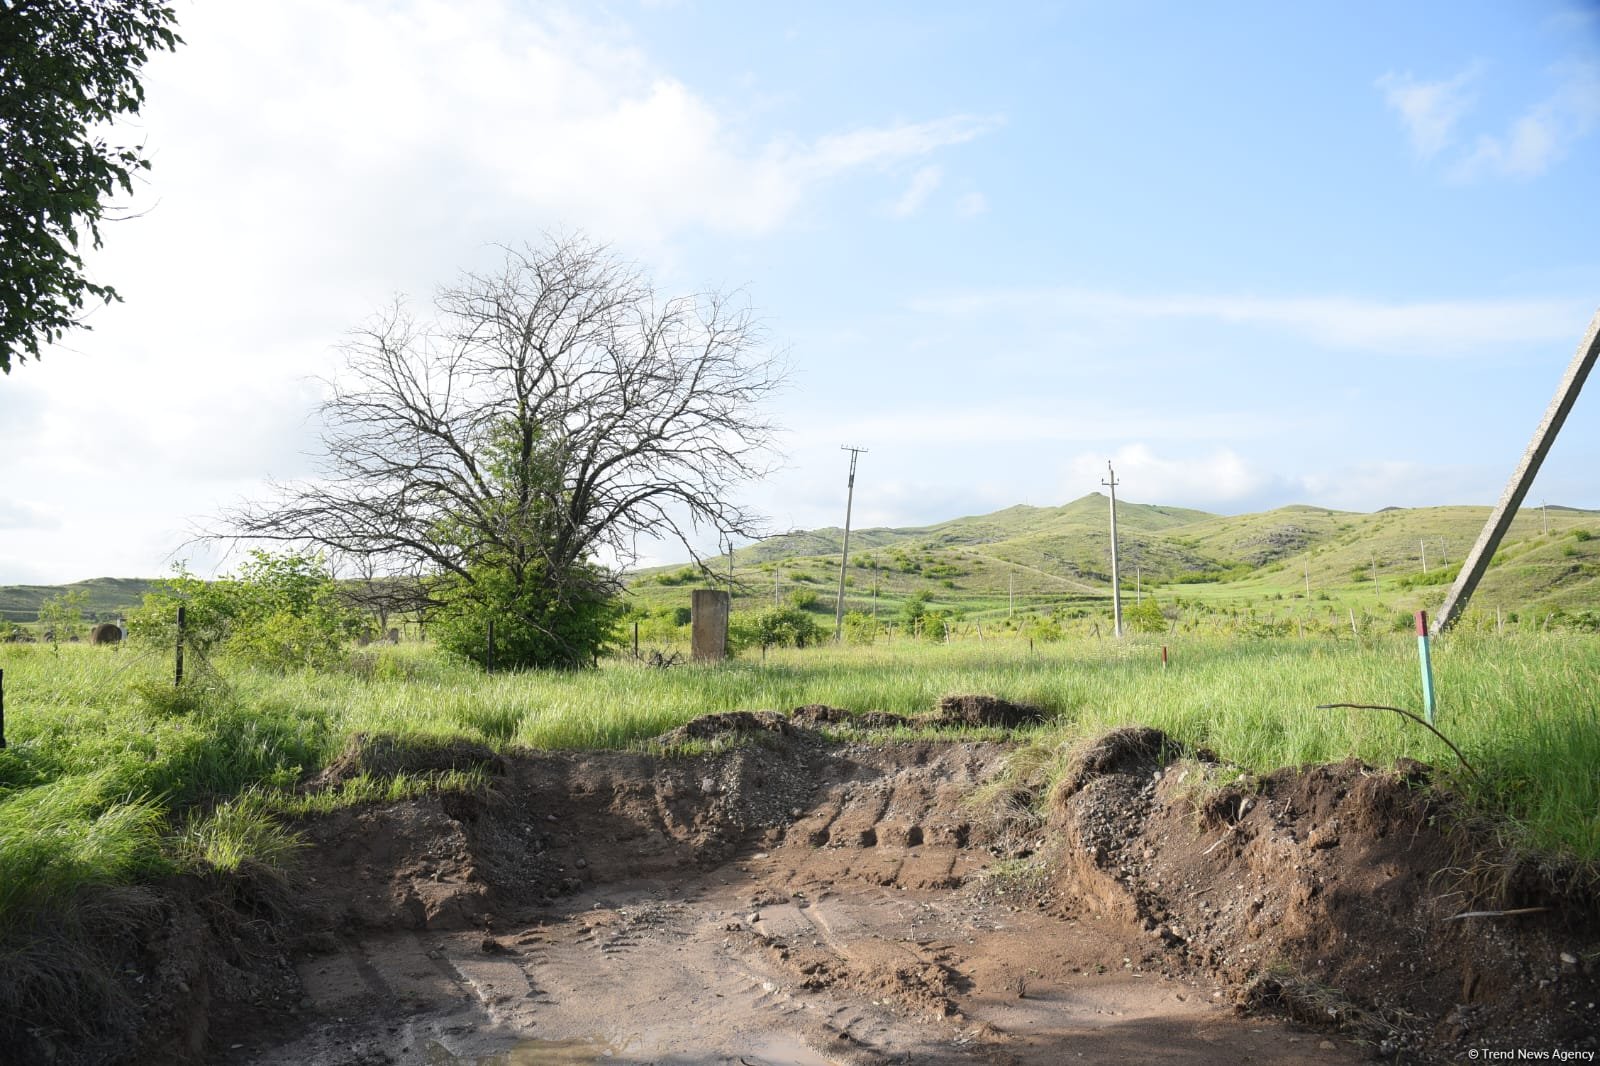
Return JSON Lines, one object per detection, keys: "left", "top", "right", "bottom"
{"left": 4, "top": 0, "right": 1600, "bottom": 584}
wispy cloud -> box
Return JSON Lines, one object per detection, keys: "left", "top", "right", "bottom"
{"left": 911, "top": 287, "right": 1591, "bottom": 356}
{"left": 1378, "top": 61, "right": 1600, "bottom": 181}
{"left": 1377, "top": 66, "right": 1480, "bottom": 158}
{"left": 1066, "top": 445, "right": 1283, "bottom": 507}
{"left": 1453, "top": 62, "right": 1600, "bottom": 179}
{"left": 890, "top": 165, "right": 943, "bottom": 218}
{"left": 955, "top": 191, "right": 989, "bottom": 217}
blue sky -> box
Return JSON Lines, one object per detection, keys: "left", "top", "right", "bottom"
{"left": 3, "top": 1, "right": 1599, "bottom": 583}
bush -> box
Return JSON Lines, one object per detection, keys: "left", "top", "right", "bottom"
{"left": 1125, "top": 598, "right": 1167, "bottom": 634}
{"left": 787, "top": 588, "right": 820, "bottom": 610}
{"left": 841, "top": 610, "right": 880, "bottom": 645}
{"left": 1022, "top": 614, "right": 1064, "bottom": 643}
{"left": 434, "top": 561, "right": 620, "bottom": 670}
{"left": 731, "top": 606, "right": 824, "bottom": 649}
{"left": 127, "top": 551, "right": 358, "bottom": 670}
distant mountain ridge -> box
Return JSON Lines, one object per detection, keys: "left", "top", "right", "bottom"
{"left": 7, "top": 495, "right": 1600, "bottom": 624}
{"left": 629, "top": 493, "right": 1600, "bottom": 620}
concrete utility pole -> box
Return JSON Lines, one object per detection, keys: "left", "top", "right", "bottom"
{"left": 835, "top": 445, "right": 867, "bottom": 641}
{"left": 1435, "top": 309, "right": 1600, "bottom": 634}
{"left": 1103, "top": 461, "right": 1123, "bottom": 638}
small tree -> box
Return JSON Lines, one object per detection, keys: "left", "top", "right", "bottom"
{"left": 37, "top": 589, "right": 89, "bottom": 642}
{"left": 222, "top": 235, "right": 785, "bottom": 669}
{"left": 128, "top": 551, "right": 357, "bottom": 670}
{"left": 0, "top": 1, "right": 183, "bottom": 372}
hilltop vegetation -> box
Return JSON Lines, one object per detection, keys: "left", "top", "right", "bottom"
{"left": 626, "top": 494, "right": 1600, "bottom": 635}
{"left": 7, "top": 496, "right": 1599, "bottom": 636}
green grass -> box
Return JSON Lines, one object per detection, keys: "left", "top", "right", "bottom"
{"left": 2, "top": 629, "right": 1598, "bottom": 935}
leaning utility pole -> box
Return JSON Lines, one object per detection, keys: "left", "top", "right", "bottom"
{"left": 1103, "top": 461, "right": 1123, "bottom": 638}
{"left": 835, "top": 446, "right": 868, "bottom": 641}
{"left": 1435, "top": 309, "right": 1600, "bottom": 634}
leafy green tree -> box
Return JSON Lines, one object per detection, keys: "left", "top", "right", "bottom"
{"left": 0, "top": 1, "right": 182, "bottom": 372}
{"left": 37, "top": 588, "right": 89, "bottom": 641}
{"left": 127, "top": 551, "right": 357, "bottom": 670}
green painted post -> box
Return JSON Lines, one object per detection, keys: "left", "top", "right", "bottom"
{"left": 1415, "top": 610, "right": 1437, "bottom": 725}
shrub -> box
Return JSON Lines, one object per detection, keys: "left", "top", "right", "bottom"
{"left": 841, "top": 610, "right": 880, "bottom": 645}
{"left": 434, "top": 560, "right": 620, "bottom": 670}
{"left": 731, "top": 606, "right": 824, "bottom": 649}
{"left": 787, "top": 589, "right": 820, "bottom": 610}
{"left": 127, "top": 551, "right": 359, "bottom": 670}
{"left": 1125, "top": 598, "right": 1167, "bottom": 634}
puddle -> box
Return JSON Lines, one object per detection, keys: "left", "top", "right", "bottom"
{"left": 424, "top": 1033, "right": 834, "bottom": 1065}
{"left": 426, "top": 1036, "right": 627, "bottom": 1065}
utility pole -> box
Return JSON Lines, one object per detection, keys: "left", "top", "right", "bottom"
{"left": 1103, "top": 461, "right": 1123, "bottom": 638}
{"left": 1436, "top": 309, "right": 1600, "bottom": 634}
{"left": 1304, "top": 555, "right": 1311, "bottom": 597}
{"left": 1135, "top": 562, "right": 1142, "bottom": 606}
{"left": 835, "top": 446, "right": 868, "bottom": 641}
{"left": 1371, "top": 551, "right": 1380, "bottom": 594}
{"left": 1420, "top": 539, "right": 1428, "bottom": 574}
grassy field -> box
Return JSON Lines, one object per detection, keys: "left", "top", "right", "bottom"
{"left": 2, "top": 628, "right": 1598, "bottom": 938}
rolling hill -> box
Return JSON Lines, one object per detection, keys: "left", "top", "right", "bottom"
{"left": 626, "top": 494, "right": 1600, "bottom": 626}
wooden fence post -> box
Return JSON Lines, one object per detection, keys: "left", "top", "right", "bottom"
{"left": 175, "top": 605, "right": 186, "bottom": 687}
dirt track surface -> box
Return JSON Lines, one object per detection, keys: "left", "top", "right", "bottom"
{"left": 15, "top": 719, "right": 1595, "bottom": 1066}
{"left": 227, "top": 741, "right": 1368, "bottom": 1065}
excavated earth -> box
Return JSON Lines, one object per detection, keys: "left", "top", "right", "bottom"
{"left": 12, "top": 709, "right": 1599, "bottom": 1066}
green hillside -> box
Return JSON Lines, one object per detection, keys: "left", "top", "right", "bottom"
{"left": 7, "top": 497, "right": 1597, "bottom": 632}
{"left": 626, "top": 494, "right": 1600, "bottom": 629}
{"left": 0, "top": 577, "right": 156, "bottom": 623}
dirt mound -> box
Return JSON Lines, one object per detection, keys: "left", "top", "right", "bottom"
{"left": 308, "top": 733, "right": 505, "bottom": 790}
{"left": 1053, "top": 725, "right": 1177, "bottom": 798}
{"left": 651, "top": 709, "right": 793, "bottom": 747}
{"left": 790, "top": 702, "right": 852, "bottom": 726}
{"left": 930, "top": 693, "right": 1045, "bottom": 728}
{"left": 791, "top": 704, "right": 911, "bottom": 730}
{"left": 1051, "top": 746, "right": 1600, "bottom": 1060}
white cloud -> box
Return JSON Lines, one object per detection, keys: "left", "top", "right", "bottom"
{"left": 891, "top": 166, "right": 943, "bottom": 218}
{"left": 912, "top": 287, "right": 1591, "bottom": 356}
{"left": 0, "top": 499, "right": 61, "bottom": 532}
{"left": 803, "top": 408, "right": 1285, "bottom": 446}
{"left": 1065, "top": 445, "right": 1280, "bottom": 507}
{"left": 6, "top": 0, "right": 1001, "bottom": 584}
{"left": 1454, "top": 62, "right": 1600, "bottom": 179}
{"left": 1377, "top": 66, "right": 1480, "bottom": 158}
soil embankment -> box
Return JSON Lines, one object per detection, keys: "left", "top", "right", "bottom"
{"left": 8, "top": 714, "right": 1597, "bottom": 1065}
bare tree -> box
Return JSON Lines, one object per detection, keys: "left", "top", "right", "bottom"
{"left": 223, "top": 235, "right": 785, "bottom": 666}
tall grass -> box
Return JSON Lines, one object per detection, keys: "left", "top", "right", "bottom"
{"left": 2, "top": 629, "right": 1597, "bottom": 933}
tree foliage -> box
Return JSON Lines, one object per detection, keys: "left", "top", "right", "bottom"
{"left": 223, "top": 235, "right": 785, "bottom": 669}
{"left": 128, "top": 551, "right": 358, "bottom": 671}
{"left": 0, "top": 0, "right": 182, "bottom": 373}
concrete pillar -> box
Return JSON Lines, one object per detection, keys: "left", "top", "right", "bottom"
{"left": 691, "top": 589, "right": 730, "bottom": 662}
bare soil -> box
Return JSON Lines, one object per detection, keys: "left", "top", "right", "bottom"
{"left": 11, "top": 716, "right": 1598, "bottom": 1065}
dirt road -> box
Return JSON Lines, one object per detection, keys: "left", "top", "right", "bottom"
{"left": 233, "top": 741, "right": 1367, "bottom": 1065}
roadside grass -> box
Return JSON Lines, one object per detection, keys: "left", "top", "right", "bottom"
{"left": 1, "top": 630, "right": 1597, "bottom": 934}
